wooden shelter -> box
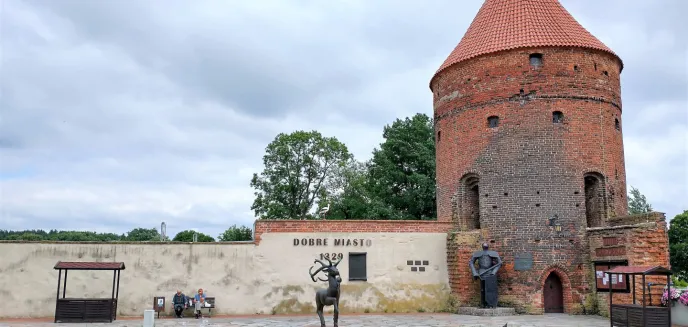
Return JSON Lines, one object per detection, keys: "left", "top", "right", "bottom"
{"left": 54, "top": 261, "right": 125, "bottom": 323}
{"left": 605, "top": 265, "right": 672, "bottom": 327}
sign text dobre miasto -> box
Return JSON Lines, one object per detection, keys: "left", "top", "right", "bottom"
{"left": 293, "top": 237, "right": 372, "bottom": 247}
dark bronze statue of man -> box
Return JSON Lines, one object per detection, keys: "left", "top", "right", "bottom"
{"left": 469, "top": 242, "right": 502, "bottom": 308}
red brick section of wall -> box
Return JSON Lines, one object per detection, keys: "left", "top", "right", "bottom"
{"left": 432, "top": 46, "right": 627, "bottom": 314}
{"left": 446, "top": 231, "right": 482, "bottom": 306}
{"left": 588, "top": 212, "right": 671, "bottom": 314}
{"left": 253, "top": 220, "right": 454, "bottom": 244}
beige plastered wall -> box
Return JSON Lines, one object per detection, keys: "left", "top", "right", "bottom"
{"left": 0, "top": 232, "right": 450, "bottom": 318}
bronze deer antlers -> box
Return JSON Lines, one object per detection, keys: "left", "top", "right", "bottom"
{"left": 309, "top": 264, "right": 328, "bottom": 282}
{"left": 309, "top": 257, "right": 342, "bottom": 282}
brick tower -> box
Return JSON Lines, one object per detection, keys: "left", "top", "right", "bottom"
{"left": 432, "top": 0, "right": 629, "bottom": 313}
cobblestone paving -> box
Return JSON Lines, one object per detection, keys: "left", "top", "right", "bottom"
{"left": 0, "top": 313, "right": 609, "bottom": 327}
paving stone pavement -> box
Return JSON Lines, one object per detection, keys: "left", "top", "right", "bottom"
{"left": 0, "top": 313, "right": 610, "bottom": 327}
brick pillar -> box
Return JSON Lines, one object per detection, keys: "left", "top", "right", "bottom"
{"left": 446, "top": 230, "right": 482, "bottom": 306}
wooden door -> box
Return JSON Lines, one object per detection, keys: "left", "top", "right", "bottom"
{"left": 544, "top": 273, "right": 564, "bottom": 313}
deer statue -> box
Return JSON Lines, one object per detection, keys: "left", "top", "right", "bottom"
{"left": 308, "top": 256, "right": 342, "bottom": 327}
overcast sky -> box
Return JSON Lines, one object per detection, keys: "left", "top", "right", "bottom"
{"left": 1, "top": 0, "right": 686, "bottom": 239}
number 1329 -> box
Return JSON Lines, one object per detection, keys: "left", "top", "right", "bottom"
{"left": 320, "top": 253, "right": 343, "bottom": 261}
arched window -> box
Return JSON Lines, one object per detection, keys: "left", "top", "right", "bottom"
{"left": 553, "top": 111, "right": 564, "bottom": 123}
{"left": 460, "top": 174, "right": 481, "bottom": 230}
{"left": 584, "top": 172, "right": 607, "bottom": 228}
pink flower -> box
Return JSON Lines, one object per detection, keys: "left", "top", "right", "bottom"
{"left": 662, "top": 288, "right": 680, "bottom": 306}
{"left": 679, "top": 291, "right": 688, "bottom": 306}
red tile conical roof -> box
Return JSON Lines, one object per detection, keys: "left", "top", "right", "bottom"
{"left": 432, "top": 0, "right": 622, "bottom": 83}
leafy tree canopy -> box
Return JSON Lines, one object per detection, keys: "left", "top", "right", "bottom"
{"left": 250, "top": 130, "right": 352, "bottom": 219}
{"left": 669, "top": 210, "right": 688, "bottom": 245}
{"left": 670, "top": 243, "right": 688, "bottom": 281}
{"left": 172, "top": 230, "right": 215, "bottom": 242}
{"left": 366, "top": 113, "right": 436, "bottom": 220}
{"left": 0, "top": 229, "right": 123, "bottom": 242}
{"left": 628, "top": 186, "right": 653, "bottom": 215}
{"left": 324, "top": 160, "right": 381, "bottom": 219}
{"left": 8, "top": 232, "right": 43, "bottom": 241}
{"left": 125, "top": 227, "right": 166, "bottom": 241}
{"left": 669, "top": 210, "right": 688, "bottom": 281}
{"left": 218, "top": 225, "right": 253, "bottom": 241}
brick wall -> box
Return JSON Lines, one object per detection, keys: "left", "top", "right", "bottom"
{"left": 253, "top": 220, "right": 454, "bottom": 244}
{"left": 446, "top": 231, "right": 483, "bottom": 305}
{"left": 431, "top": 46, "right": 627, "bottom": 314}
{"left": 432, "top": 46, "right": 627, "bottom": 225}
{"left": 588, "top": 212, "right": 671, "bottom": 315}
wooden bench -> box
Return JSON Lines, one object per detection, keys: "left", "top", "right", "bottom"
{"left": 184, "top": 297, "right": 215, "bottom": 316}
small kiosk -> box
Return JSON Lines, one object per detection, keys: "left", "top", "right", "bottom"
{"left": 605, "top": 265, "right": 672, "bottom": 327}
{"left": 54, "top": 261, "right": 125, "bottom": 323}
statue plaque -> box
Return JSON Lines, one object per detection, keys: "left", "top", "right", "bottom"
{"left": 514, "top": 252, "right": 533, "bottom": 271}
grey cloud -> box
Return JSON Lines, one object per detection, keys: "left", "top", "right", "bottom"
{"left": 24, "top": 0, "right": 389, "bottom": 119}
{"left": 0, "top": 0, "right": 686, "bottom": 237}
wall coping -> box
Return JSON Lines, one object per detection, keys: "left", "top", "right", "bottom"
{"left": 606, "top": 211, "right": 666, "bottom": 226}
{"left": 252, "top": 219, "right": 455, "bottom": 245}
{"left": 586, "top": 222, "right": 656, "bottom": 233}
{"left": 253, "top": 219, "right": 454, "bottom": 233}
{"left": 0, "top": 240, "right": 257, "bottom": 245}
{"left": 254, "top": 219, "right": 446, "bottom": 224}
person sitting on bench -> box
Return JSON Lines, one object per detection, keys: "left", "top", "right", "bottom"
{"left": 193, "top": 288, "right": 206, "bottom": 319}
{"left": 172, "top": 290, "right": 187, "bottom": 318}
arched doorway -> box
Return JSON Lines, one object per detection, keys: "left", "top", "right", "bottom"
{"left": 543, "top": 272, "right": 564, "bottom": 313}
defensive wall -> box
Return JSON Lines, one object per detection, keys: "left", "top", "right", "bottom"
{"left": 0, "top": 220, "right": 454, "bottom": 318}
{"left": 0, "top": 213, "right": 670, "bottom": 318}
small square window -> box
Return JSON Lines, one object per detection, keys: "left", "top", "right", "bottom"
{"left": 488, "top": 116, "right": 499, "bottom": 128}
{"left": 422, "top": 260, "right": 429, "bottom": 265}
{"left": 529, "top": 53, "right": 543, "bottom": 67}
{"left": 348, "top": 252, "right": 367, "bottom": 281}
{"left": 553, "top": 111, "right": 564, "bottom": 123}
{"left": 419, "top": 267, "right": 426, "bottom": 272}
{"left": 411, "top": 267, "right": 418, "bottom": 272}
{"left": 406, "top": 260, "right": 413, "bottom": 265}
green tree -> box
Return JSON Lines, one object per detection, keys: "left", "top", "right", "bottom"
{"left": 8, "top": 232, "right": 44, "bottom": 241}
{"left": 250, "top": 130, "right": 352, "bottom": 219}
{"left": 627, "top": 186, "right": 653, "bottom": 214}
{"left": 172, "top": 230, "right": 215, "bottom": 242}
{"left": 324, "top": 160, "right": 373, "bottom": 219}
{"left": 47, "top": 231, "right": 102, "bottom": 242}
{"left": 366, "top": 113, "right": 436, "bottom": 220}
{"left": 0, "top": 229, "right": 124, "bottom": 242}
{"left": 218, "top": 225, "right": 253, "bottom": 241}
{"left": 125, "top": 227, "right": 164, "bottom": 241}
{"left": 669, "top": 210, "right": 688, "bottom": 280}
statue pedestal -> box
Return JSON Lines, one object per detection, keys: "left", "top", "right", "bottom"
{"left": 457, "top": 307, "right": 516, "bottom": 316}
